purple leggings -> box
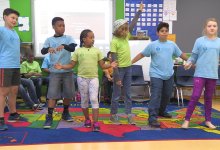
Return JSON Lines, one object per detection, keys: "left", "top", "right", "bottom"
{"left": 185, "top": 77, "right": 216, "bottom": 121}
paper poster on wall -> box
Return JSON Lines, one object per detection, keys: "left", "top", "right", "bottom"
{"left": 18, "top": 17, "right": 30, "bottom": 31}
{"left": 0, "top": 0, "right": 10, "bottom": 26}
{"left": 163, "top": 10, "right": 177, "bottom": 21}
{"left": 169, "top": 10, "right": 177, "bottom": 21}
{"left": 163, "top": 0, "right": 177, "bottom": 21}
{"left": 163, "top": 0, "right": 176, "bottom": 10}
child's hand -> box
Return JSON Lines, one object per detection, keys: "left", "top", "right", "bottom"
{"left": 116, "top": 80, "right": 123, "bottom": 86}
{"left": 110, "top": 61, "right": 118, "bottom": 68}
{"left": 56, "top": 45, "right": 64, "bottom": 51}
{"left": 139, "top": 1, "right": 144, "bottom": 12}
{"left": 184, "top": 62, "right": 192, "bottom": 70}
{"left": 48, "top": 48, "right": 56, "bottom": 53}
{"left": 29, "top": 72, "right": 35, "bottom": 76}
{"left": 54, "top": 63, "right": 63, "bottom": 70}
{"left": 32, "top": 73, "right": 41, "bottom": 76}
{"left": 108, "top": 77, "right": 113, "bottom": 82}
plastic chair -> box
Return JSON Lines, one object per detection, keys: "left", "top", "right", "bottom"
{"left": 214, "top": 66, "right": 220, "bottom": 96}
{"left": 175, "top": 65, "right": 195, "bottom": 106}
{"left": 216, "top": 66, "right": 220, "bottom": 86}
{"left": 131, "top": 65, "right": 150, "bottom": 100}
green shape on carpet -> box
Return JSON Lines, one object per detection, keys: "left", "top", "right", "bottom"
{"left": 29, "top": 120, "right": 60, "bottom": 129}
{"left": 24, "top": 114, "right": 42, "bottom": 122}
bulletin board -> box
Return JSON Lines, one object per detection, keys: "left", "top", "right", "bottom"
{"left": 125, "top": 0, "right": 163, "bottom": 41}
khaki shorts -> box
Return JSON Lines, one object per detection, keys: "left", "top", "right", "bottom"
{"left": 0, "top": 68, "right": 20, "bottom": 87}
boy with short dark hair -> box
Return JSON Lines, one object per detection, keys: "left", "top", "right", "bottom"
{"left": 132, "top": 22, "right": 188, "bottom": 128}
{"left": 0, "top": 8, "right": 26, "bottom": 131}
{"left": 41, "top": 17, "right": 77, "bottom": 129}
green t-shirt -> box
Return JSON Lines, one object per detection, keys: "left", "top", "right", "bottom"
{"left": 110, "top": 34, "right": 131, "bottom": 67}
{"left": 20, "top": 61, "right": 42, "bottom": 74}
{"left": 72, "top": 47, "right": 103, "bottom": 78}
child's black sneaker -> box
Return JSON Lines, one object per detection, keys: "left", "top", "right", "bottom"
{"left": 8, "top": 113, "right": 27, "bottom": 122}
{"left": 158, "top": 112, "right": 172, "bottom": 118}
{"left": 149, "top": 120, "right": 160, "bottom": 128}
{"left": 62, "top": 112, "right": 73, "bottom": 122}
{"left": 43, "top": 114, "right": 53, "bottom": 129}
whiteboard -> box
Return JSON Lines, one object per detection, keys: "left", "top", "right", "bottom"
{"left": 129, "top": 40, "right": 151, "bottom": 81}
{"left": 32, "top": 0, "right": 113, "bottom": 57}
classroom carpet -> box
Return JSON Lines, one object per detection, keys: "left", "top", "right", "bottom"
{"left": 1, "top": 100, "right": 220, "bottom": 146}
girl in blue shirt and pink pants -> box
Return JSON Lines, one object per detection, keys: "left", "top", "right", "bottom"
{"left": 182, "top": 18, "right": 220, "bottom": 129}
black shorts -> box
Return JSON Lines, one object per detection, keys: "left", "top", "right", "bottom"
{"left": 0, "top": 68, "right": 20, "bottom": 87}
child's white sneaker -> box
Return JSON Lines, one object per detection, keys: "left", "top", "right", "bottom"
{"left": 128, "top": 114, "right": 136, "bottom": 125}
{"left": 110, "top": 114, "right": 120, "bottom": 124}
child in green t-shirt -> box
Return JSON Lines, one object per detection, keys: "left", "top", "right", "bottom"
{"left": 55, "top": 29, "right": 117, "bottom": 132}
{"left": 109, "top": 3, "right": 143, "bottom": 125}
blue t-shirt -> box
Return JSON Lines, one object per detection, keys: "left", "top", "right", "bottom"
{"left": 141, "top": 40, "right": 182, "bottom": 80}
{"left": 43, "top": 35, "right": 76, "bottom": 73}
{"left": 41, "top": 54, "right": 53, "bottom": 71}
{"left": 188, "top": 36, "right": 220, "bottom": 79}
{"left": 0, "top": 26, "right": 20, "bottom": 68}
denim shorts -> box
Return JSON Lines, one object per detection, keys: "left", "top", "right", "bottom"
{"left": 47, "top": 72, "right": 75, "bottom": 99}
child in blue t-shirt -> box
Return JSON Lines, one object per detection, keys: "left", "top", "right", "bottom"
{"left": 41, "top": 17, "right": 77, "bottom": 129}
{"left": 132, "top": 22, "right": 188, "bottom": 128}
{"left": 0, "top": 8, "right": 27, "bottom": 131}
{"left": 182, "top": 18, "right": 220, "bottom": 129}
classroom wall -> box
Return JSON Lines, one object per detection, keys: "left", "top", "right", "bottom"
{"left": 10, "top": 0, "right": 220, "bottom": 49}
{"left": 116, "top": 0, "right": 220, "bottom": 53}
{"left": 115, "top": 0, "right": 124, "bottom": 20}
{"left": 10, "top": 0, "right": 32, "bottom": 42}
{"left": 173, "top": 0, "right": 220, "bottom": 52}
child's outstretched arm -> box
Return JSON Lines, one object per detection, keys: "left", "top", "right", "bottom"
{"left": 98, "top": 59, "right": 117, "bottom": 69}
{"left": 41, "top": 47, "right": 56, "bottom": 54}
{"left": 179, "top": 53, "right": 191, "bottom": 70}
{"left": 132, "top": 53, "right": 144, "bottom": 64}
{"left": 180, "top": 53, "right": 188, "bottom": 61}
{"left": 184, "top": 53, "right": 198, "bottom": 70}
{"left": 54, "top": 60, "right": 77, "bottom": 70}
{"left": 62, "top": 43, "right": 77, "bottom": 52}
{"left": 56, "top": 43, "right": 77, "bottom": 52}
{"left": 129, "top": 2, "right": 143, "bottom": 33}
